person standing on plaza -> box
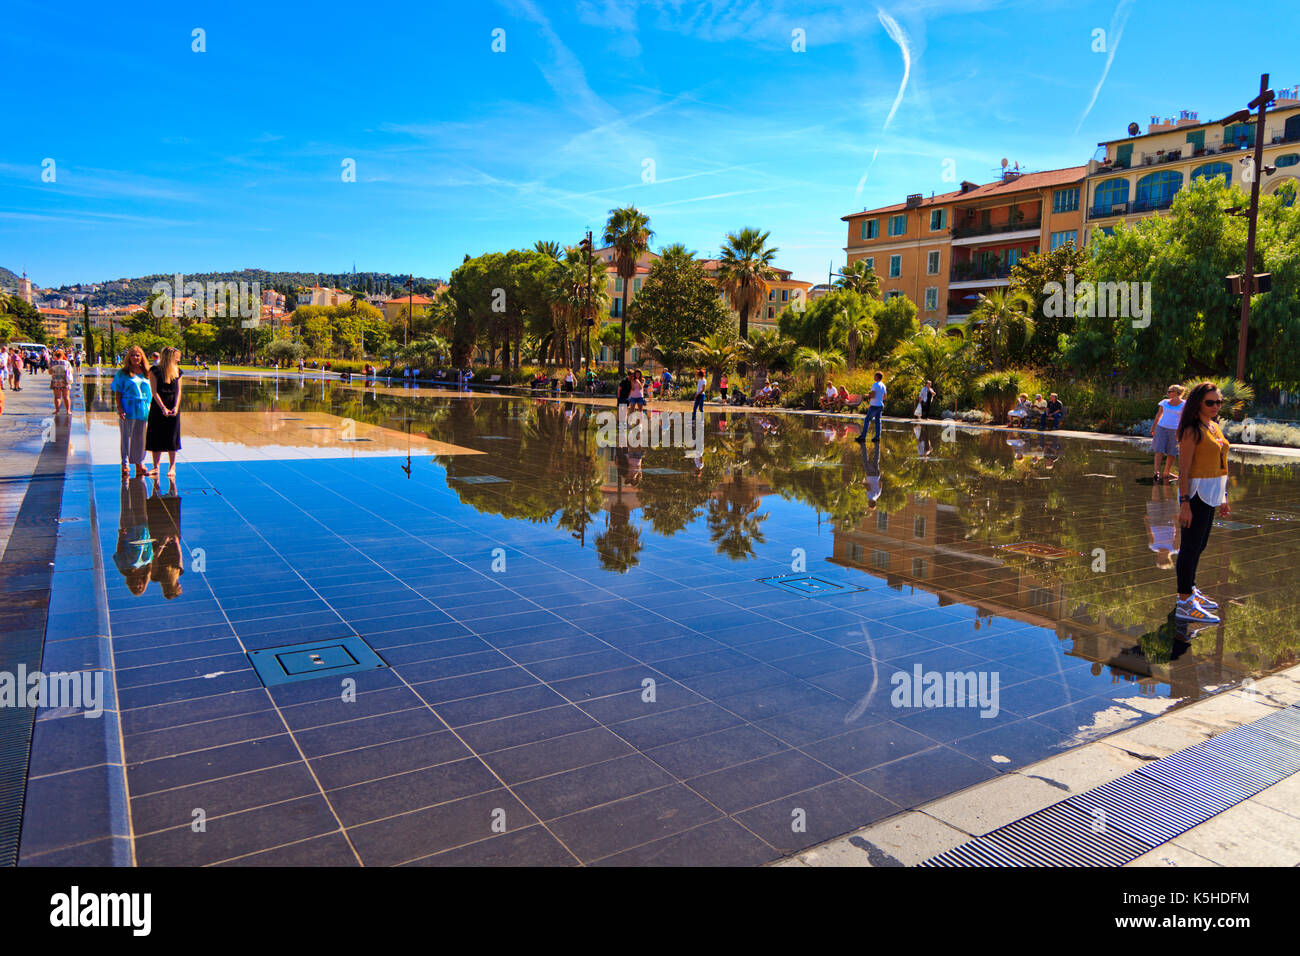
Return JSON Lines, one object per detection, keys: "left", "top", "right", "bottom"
{"left": 628, "top": 370, "right": 645, "bottom": 410}
{"left": 49, "top": 348, "right": 73, "bottom": 416}
{"left": 720, "top": 373, "right": 729, "bottom": 405}
{"left": 855, "top": 371, "right": 886, "bottom": 443}
{"left": 1173, "top": 383, "right": 1231, "bottom": 624}
{"left": 112, "top": 346, "right": 152, "bottom": 479}
{"left": 146, "top": 346, "right": 183, "bottom": 478}
{"left": 920, "top": 380, "right": 936, "bottom": 419}
{"left": 1151, "top": 384, "right": 1185, "bottom": 483}
{"left": 9, "top": 347, "right": 22, "bottom": 391}
{"left": 693, "top": 368, "right": 707, "bottom": 418}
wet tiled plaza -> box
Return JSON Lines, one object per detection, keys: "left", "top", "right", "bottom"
{"left": 23, "top": 375, "right": 1300, "bottom": 865}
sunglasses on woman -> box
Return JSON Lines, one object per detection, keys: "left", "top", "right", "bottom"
{"left": 1203, "top": 399, "right": 1223, "bottom": 406}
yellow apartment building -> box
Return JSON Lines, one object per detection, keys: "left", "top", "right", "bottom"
{"left": 842, "top": 165, "right": 1086, "bottom": 326}
{"left": 1083, "top": 98, "right": 1300, "bottom": 241}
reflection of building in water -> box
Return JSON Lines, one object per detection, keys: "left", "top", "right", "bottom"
{"left": 830, "top": 495, "right": 1243, "bottom": 703}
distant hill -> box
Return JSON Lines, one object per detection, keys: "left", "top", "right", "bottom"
{"left": 0, "top": 266, "right": 22, "bottom": 290}
{"left": 40, "top": 269, "right": 446, "bottom": 306}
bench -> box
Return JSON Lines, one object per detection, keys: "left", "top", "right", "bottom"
{"left": 486, "top": 375, "right": 502, "bottom": 385}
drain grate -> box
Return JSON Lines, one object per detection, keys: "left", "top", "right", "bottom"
{"left": 758, "top": 574, "right": 867, "bottom": 597}
{"left": 1064, "top": 772, "right": 1218, "bottom": 847}
{"left": 248, "top": 635, "right": 386, "bottom": 686}
{"left": 982, "top": 802, "right": 1148, "bottom": 866}
{"left": 918, "top": 839, "right": 1025, "bottom": 867}
{"left": 456, "top": 475, "right": 509, "bottom": 484}
{"left": 1211, "top": 520, "right": 1258, "bottom": 531}
{"left": 641, "top": 468, "right": 683, "bottom": 475}
{"left": 997, "top": 542, "right": 1080, "bottom": 560}
{"left": 1136, "top": 747, "right": 1272, "bottom": 803}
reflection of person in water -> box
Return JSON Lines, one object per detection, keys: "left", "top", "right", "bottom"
{"left": 627, "top": 444, "right": 644, "bottom": 486}
{"left": 147, "top": 477, "right": 184, "bottom": 599}
{"left": 914, "top": 424, "right": 931, "bottom": 459}
{"left": 114, "top": 477, "right": 153, "bottom": 596}
{"left": 862, "top": 439, "right": 883, "bottom": 509}
{"left": 1145, "top": 479, "right": 1182, "bottom": 570}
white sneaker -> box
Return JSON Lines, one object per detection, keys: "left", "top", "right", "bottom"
{"left": 1192, "top": 587, "right": 1218, "bottom": 610}
{"left": 1175, "top": 597, "right": 1219, "bottom": 624}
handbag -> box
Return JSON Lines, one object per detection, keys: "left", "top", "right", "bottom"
{"left": 914, "top": 402, "right": 923, "bottom": 416}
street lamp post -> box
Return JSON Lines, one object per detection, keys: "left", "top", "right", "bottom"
{"left": 1222, "top": 74, "right": 1277, "bottom": 383}
{"left": 405, "top": 276, "right": 414, "bottom": 348}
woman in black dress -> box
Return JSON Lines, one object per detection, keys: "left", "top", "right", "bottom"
{"left": 146, "top": 346, "right": 183, "bottom": 477}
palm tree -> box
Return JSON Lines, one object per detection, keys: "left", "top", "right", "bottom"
{"left": 689, "top": 332, "right": 741, "bottom": 392}
{"left": 716, "top": 227, "right": 778, "bottom": 342}
{"left": 533, "top": 240, "right": 563, "bottom": 260}
{"left": 658, "top": 243, "right": 696, "bottom": 267}
{"left": 890, "top": 327, "right": 969, "bottom": 409}
{"left": 971, "top": 289, "right": 1034, "bottom": 370}
{"left": 742, "top": 329, "right": 794, "bottom": 389}
{"left": 793, "top": 346, "right": 846, "bottom": 396}
{"left": 602, "top": 206, "right": 653, "bottom": 374}
{"left": 832, "top": 300, "right": 878, "bottom": 370}
{"left": 835, "top": 259, "right": 881, "bottom": 298}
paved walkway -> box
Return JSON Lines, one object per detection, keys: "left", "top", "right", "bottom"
{"left": 780, "top": 663, "right": 1300, "bottom": 866}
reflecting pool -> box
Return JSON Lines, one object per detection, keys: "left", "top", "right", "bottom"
{"left": 76, "top": 375, "right": 1300, "bottom": 865}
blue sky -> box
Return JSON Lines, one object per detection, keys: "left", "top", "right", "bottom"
{"left": 2, "top": 0, "right": 1293, "bottom": 289}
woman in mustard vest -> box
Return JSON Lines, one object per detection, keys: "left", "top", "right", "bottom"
{"left": 1174, "top": 382, "right": 1231, "bottom": 624}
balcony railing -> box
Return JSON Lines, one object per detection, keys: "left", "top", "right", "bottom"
{"left": 950, "top": 218, "right": 1041, "bottom": 240}
{"left": 1088, "top": 194, "right": 1177, "bottom": 219}
{"left": 949, "top": 264, "right": 1013, "bottom": 282}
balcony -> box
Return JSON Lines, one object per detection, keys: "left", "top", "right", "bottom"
{"left": 950, "top": 218, "right": 1041, "bottom": 240}
{"left": 949, "top": 264, "right": 1013, "bottom": 282}
{"left": 1089, "top": 194, "right": 1179, "bottom": 219}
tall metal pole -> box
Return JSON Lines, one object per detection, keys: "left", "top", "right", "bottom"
{"left": 1236, "top": 73, "right": 1271, "bottom": 383}
{"left": 406, "top": 276, "right": 413, "bottom": 348}
{"left": 584, "top": 230, "right": 593, "bottom": 371}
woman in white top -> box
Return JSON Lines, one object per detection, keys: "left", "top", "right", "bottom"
{"left": 1007, "top": 393, "right": 1030, "bottom": 425}
{"left": 1150, "top": 384, "right": 1184, "bottom": 483}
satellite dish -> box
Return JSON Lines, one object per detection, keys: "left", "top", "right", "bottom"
{"left": 1127, "top": 122, "right": 1140, "bottom": 136}
{"left": 1000, "top": 158, "right": 1008, "bottom": 168}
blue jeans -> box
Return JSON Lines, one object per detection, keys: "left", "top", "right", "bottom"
{"left": 693, "top": 392, "right": 705, "bottom": 414}
{"left": 859, "top": 405, "right": 883, "bottom": 440}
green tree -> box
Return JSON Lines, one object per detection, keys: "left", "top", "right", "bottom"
{"left": 1007, "top": 241, "right": 1092, "bottom": 367}
{"left": 971, "top": 289, "right": 1034, "bottom": 371}
{"left": 689, "top": 331, "right": 741, "bottom": 391}
{"left": 742, "top": 329, "right": 794, "bottom": 388}
{"left": 835, "top": 259, "right": 882, "bottom": 298}
{"left": 832, "top": 298, "right": 879, "bottom": 370}
{"left": 603, "top": 206, "right": 653, "bottom": 373}
{"left": 793, "top": 346, "right": 846, "bottom": 395}
{"left": 628, "top": 246, "right": 729, "bottom": 361}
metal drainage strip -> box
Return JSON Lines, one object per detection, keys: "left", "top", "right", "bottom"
{"left": 918, "top": 703, "right": 1300, "bottom": 866}
{"left": 982, "top": 802, "right": 1150, "bottom": 867}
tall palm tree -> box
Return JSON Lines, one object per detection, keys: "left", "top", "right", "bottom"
{"left": 717, "top": 227, "right": 778, "bottom": 342}
{"left": 602, "top": 206, "right": 653, "bottom": 374}
{"left": 533, "top": 240, "right": 563, "bottom": 260}
{"left": 793, "top": 346, "right": 846, "bottom": 396}
{"left": 835, "top": 259, "right": 881, "bottom": 298}
{"left": 971, "top": 289, "right": 1034, "bottom": 371}
{"left": 832, "top": 300, "right": 878, "bottom": 370}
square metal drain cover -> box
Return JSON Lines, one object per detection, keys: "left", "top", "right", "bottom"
{"left": 758, "top": 574, "right": 867, "bottom": 597}
{"left": 457, "top": 475, "right": 509, "bottom": 484}
{"left": 248, "top": 636, "right": 386, "bottom": 686}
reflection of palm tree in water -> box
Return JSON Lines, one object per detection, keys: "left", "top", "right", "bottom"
{"left": 596, "top": 500, "right": 641, "bottom": 572}
{"left": 707, "top": 469, "right": 768, "bottom": 559}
